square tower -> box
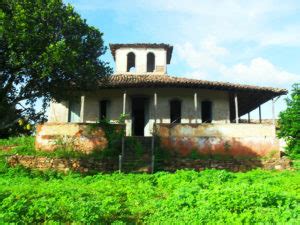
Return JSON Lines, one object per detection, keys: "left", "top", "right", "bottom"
{"left": 110, "top": 43, "right": 173, "bottom": 74}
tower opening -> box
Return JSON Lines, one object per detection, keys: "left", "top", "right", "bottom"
{"left": 147, "top": 52, "right": 155, "bottom": 72}
{"left": 127, "top": 52, "right": 136, "bottom": 72}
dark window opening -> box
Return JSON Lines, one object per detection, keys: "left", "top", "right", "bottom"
{"left": 201, "top": 101, "right": 212, "bottom": 123}
{"left": 127, "top": 52, "right": 136, "bottom": 72}
{"left": 99, "top": 100, "right": 108, "bottom": 120}
{"left": 147, "top": 52, "right": 155, "bottom": 72}
{"left": 132, "top": 97, "right": 147, "bottom": 136}
{"left": 170, "top": 99, "right": 181, "bottom": 123}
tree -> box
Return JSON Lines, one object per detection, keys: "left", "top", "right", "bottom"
{"left": 0, "top": 0, "right": 112, "bottom": 136}
{"left": 278, "top": 83, "right": 300, "bottom": 158}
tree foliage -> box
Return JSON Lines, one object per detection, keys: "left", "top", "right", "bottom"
{"left": 278, "top": 83, "right": 300, "bottom": 158}
{"left": 0, "top": 0, "right": 112, "bottom": 134}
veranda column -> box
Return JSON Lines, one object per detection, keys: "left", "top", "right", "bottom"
{"left": 80, "top": 95, "right": 85, "bottom": 122}
{"left": 122, "top": 91, "right": 127, "bottom": 115}
{"left": 194, "top": 93, "right": 198, "bottom": 123}
{"left": 272, "top": 98, "right": 275, "bottom": 125}
{"left": 154, "top": 92, "right": 157, "bottom": 124}
{"left": 234, "top": 93, "right": 239, "bottom": 124}
{"left": 259, "top": 105, "right": 262, "bottom": 123}
{"left": 122, "top": 91, "right": 126, "bottom": 156}
{"left": 248, "top": 112, "right": 251, "bottom": 123}
{"left": 151, "top": 93, "right": 157, "bottom": 155}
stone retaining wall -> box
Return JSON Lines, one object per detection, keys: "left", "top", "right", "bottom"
{"left": 159, "top": 158, "right": 291, "bottom": 172}
{"left": 7, "top": 155, "right": 118, "bottom": 173}
{"left": 7, "top": 155, "right": 291, "bottom": 173}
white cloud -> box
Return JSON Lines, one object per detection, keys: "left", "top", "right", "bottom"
{"left": 258, "top": 24, "right": 300, "bottom": 46}
{"left": 221, "top": 58, "right": 299, "bottom": 86}
{"left": 176, "top": 38, "right": 228, "bottom": 71}
{"left": 177, "top": 42, "right": 299, "bottom": 87}
{"left": 68, "top": 0, "right": 300, "bottom": 46}
{"left": 67, "top": 0, "right": 300, "bottom": 86}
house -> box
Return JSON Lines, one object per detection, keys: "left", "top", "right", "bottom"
{"left": 40, "top": 43, "right": 287, "bottom": 157}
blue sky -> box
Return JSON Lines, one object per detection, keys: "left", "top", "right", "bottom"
{"left": 65, "top": 0, "right": 300, "bottom": 119}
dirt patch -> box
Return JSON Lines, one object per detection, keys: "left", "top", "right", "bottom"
{"left": 0, "top": 145, "right": 18, "bottom": 152}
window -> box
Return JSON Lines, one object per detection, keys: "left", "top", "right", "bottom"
{"left": 201, "top": 101, "right": 212, "bottom": 123}
{"left": 147, "top": 52, "right": 155, "bottom": 72}
{"left": 127, "top": 52, "right": 136, "bottom": 72}
{"left": 99, "top": 100, "right": 109, "bottom": 120}
{"left": 170, "top": 99, "right": 181, "bottom": 123}
{"left": 68, "top": 100, "right": 81, "bottom": 122}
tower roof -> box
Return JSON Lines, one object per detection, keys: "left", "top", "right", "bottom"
{"left": 109, "top": 43, "right": 173, "bottom": 63}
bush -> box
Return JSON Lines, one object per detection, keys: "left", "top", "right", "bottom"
{"left": 278, "top": 83, "right": 300, "bottom": 158}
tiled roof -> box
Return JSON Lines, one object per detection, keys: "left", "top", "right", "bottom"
{"left": 109, "top": 43, "right": 173, "bottom": 63}
{"left": 101, "top": 74, "right": 287, "bottom": 94}
{"left": 99, "top": 74, "right": 287, "bottom": 118}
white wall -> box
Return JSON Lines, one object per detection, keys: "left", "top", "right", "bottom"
{"left": 115, "top": 47, "right": 167, "bottom": 74}
{"left": 48, "top": 88, "right": 230, "bottom": 136}
{"left": 48, "top": 101, "right": 69, "bottom": 122}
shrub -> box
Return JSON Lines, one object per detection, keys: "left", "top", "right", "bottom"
{"left": 278, "top": 83, "right": 300, "bottom": 158}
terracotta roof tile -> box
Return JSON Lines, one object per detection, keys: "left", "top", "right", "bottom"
{"left": 98, "top": 74, "right": 287, "bottom": 118}
{"left": 100, "top": 74, "right": 287, "bottom": 94}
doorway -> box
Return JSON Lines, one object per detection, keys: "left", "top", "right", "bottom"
{"left": 131, "top": 97, "right": 148, "bottom": 136}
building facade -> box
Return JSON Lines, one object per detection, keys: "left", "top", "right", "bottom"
{"left": 48, "top": 43, "right": 286, "bottom": 137}
{"left": 41, "top": 43, "right": 289, "bottom": 158}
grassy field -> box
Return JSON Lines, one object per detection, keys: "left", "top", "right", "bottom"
{"left": 0, "top": 136, "right": 300, "bottom": 224}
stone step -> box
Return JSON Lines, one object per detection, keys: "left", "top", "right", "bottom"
{"left": 120, "top": 137, "right": 154, "bottom": 173}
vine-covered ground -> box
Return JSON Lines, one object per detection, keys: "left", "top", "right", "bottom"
{"left": 0, "top": 137, "right": 300, "bottom": 224}
{"left": 0, "top": 164, "right": 299, "bottom": 223}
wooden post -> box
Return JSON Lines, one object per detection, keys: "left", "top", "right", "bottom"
{"left": 272, "top": 98, "right": 275, "bottom": 125}
{"left": 234, "top": 93, "right": 239, "bottom": 124}
{"left": 121, "top": 137, "right": 125, "bottom": 156}
{"left": 247, "top": 112, "right": 250, "bottom": 123}
{"left": 259, "top": 105, "right": 262, "bottom": 123}
{"left": 118, "top": 155, "right": 122, "bottom": 173}
{"left": 80, "top": 95, "right": 85, "bottom": 122}
{"left": 194, "top": 93, "right": 198, "bottom": 123}
{"left": 151, "top": 155, "right": 155, "bottom": 174}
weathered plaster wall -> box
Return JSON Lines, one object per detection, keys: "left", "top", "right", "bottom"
{"left": 157, "top": 124, "right": 280, "bottom": 158}
{"left": 48, "top": 101, "right": 69, "bottom": 122}
{"left": 48, "top": 88, "right": 230, "bottom": 136}
{"left": 35, "top": 123, "right": 124, "bottom": 153}
{"left": 115, "top": 48, "right": 168, "bottom": 74}
{"left": 51, "top": 88, "right": 229, "bottom": 136}
{"left": 158, "top": 123, "right": 276, "bottom": 138}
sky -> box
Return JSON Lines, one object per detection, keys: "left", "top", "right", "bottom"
{"left": 65, "top": 0, "right": 300, "bottom": 119}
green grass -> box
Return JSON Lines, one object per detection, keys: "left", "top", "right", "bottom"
{"left": 292, "top": 160, "right": 300, "bottom": 170}
{"left": 0, "top": 162, "right": 299, "bottom": 223}
{"left": 0, "top": 136, "right": 300, "bottom": 223}
{"left": 0, "top": 136, "right": 34, "bottom": 148}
